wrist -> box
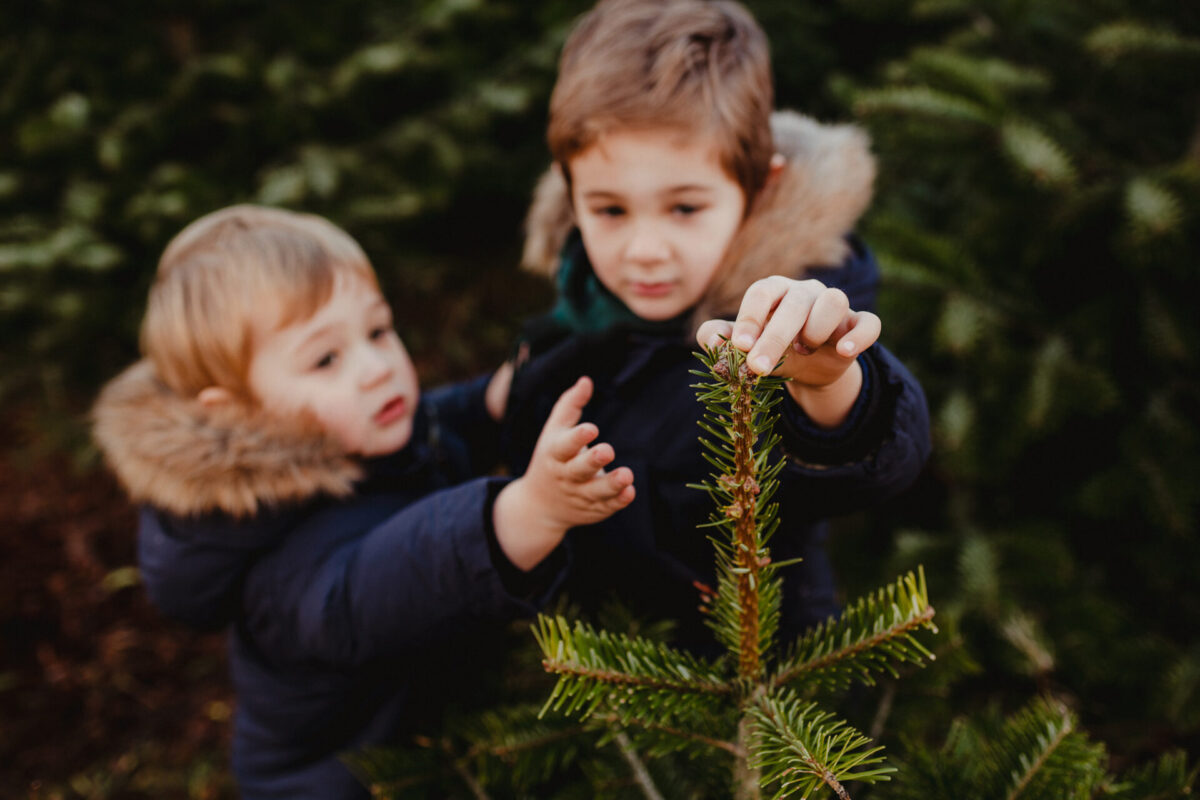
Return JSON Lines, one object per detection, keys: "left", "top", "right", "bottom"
{"left": 493, "top": 478, "right": 565, "bottom": 571}
{"left": 785, "top": 358, "right": 864, "bottom": 429}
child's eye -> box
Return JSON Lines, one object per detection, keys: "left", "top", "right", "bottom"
{"left": 592, "top": 205, "right": 625, "bottom": 218}
{"left": 369, "top": 326, "right": 390, "bottom": 341}
{"left": 314, "top": 351, "right": 338, "bottom": 370}
{"left": 672, "top": 203, "right": 702, "bottom": 216}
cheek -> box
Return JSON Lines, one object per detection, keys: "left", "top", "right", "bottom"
{"left": 577, "top": 226, "right": 620, "bottom": 278}
{"left": 315, "top": 404, "right": 364, "bottom": 450}
{"left": 393, "top": 345, "right": 419, "bottom": 391}
{"left": 696, "top": 214, "right": 742, "bottom": 274}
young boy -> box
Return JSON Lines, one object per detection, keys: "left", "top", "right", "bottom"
{"left": 500, "top": 0, "right": 931, "bottom": 648}
{"left": 92, "top": 205, "right": 634, "bottom": 798}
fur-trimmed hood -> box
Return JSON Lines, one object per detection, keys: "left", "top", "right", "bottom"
{"left": 92, "top": 359, "right": 360, "bottom": 518}
{"left": 520, "top": 110, "right": 876, "bottom": 321}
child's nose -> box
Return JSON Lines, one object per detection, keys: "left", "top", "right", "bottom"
{"left": 359, "top": 347, "right": 394, "bottom": 388}
{"left": 625, "top": 223, "right": 670, "bottom": 264}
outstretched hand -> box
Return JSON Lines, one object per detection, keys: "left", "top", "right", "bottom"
{"left": 696, "top": 276, "right": 879, "bottom": 427}
{"left": 526, "top": 376, "right": 636, "bottom": 525}
{"left": 492, "top": 376, "right": 635, "bottom": 571}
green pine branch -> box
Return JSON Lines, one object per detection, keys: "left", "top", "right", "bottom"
{"left": 1103, "top": 749, "right": 1198, "bottom": 799}
{"left": 690, "top": 340, "right": 789, "bottom": 679}
{"left": 980, "top": 696, "right": 1108, "bottom": 800}
{"left": 1086, "top": 22, "right": 1200, "bottom": 61}
{"left": 905, "top": 48, "right": 1050, "bottom": 107}
{"left": 350, "top": 705, "right": 599, "bottom": 798}
{"left": 772, "top": 568, "right": 937, "bottom": 692}
{"left": 534, "top": 614, "right": 732, "bottom": 721}
{"left": 456, "top": 704, "right": 597, "bottom": 791}
{"left": 1000, "top": 119, "right": 1077, "bottom": 188}
{"left": 750, "top": 689, "right": 895, "bottom": 800}
{"left": 1125, "top": 177, "right": 1184, "bottom": 238}
{"left": 852, "top": 85, "right": 996, "bottom": 126}
{"left": 592, "top": 711, "right": 742, "bottom": 759}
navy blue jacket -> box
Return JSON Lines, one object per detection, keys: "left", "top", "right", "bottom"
{"left": 502, "top": 240, "right": 930, "bottom": 649}
{"left": 93, "top": 368, "right": 559, "bottom": 799}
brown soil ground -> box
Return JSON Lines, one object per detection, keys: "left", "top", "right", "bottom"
{"left": 1, "top": 440, "right": 235, "bottom": 798}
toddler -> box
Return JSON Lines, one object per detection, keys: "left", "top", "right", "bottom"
{"left": 92, "top": 204, "right": 634, "bottom": 798}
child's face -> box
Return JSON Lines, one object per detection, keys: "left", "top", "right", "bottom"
{"left": 569, "top": 127, "right": 746, "bottom": 321}
{"left": 247, "top": 274, "right": 419, "bottom": 458}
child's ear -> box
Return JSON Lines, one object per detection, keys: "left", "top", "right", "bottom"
{"left": 197, "top": 386, "right": 235, "bottom": 408}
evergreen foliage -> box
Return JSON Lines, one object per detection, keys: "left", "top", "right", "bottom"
{"left": 891, "top": 696, "right": 1196, "bottom": 800}
{"left": 825, "top": 0, "right": 1200, "bottom": 768}
{"left": 1, "top": 0, "right": 597, "bottom": 455}
{"left": 527, "top": 342, "right": 937, "bottom": 799}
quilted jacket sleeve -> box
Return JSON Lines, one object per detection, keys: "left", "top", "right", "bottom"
{"left": 773, "top": 237, "right": 932, "bottom": 513}
{"left": 421, "top": 373, "right": 503, "bottom": 480}
{"left": 241, "top": 477, "right": 563, "bottom": 668}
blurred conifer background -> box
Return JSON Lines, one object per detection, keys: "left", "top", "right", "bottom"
{"left": 2, "top": 0, "right": 1196, "bottom": 796}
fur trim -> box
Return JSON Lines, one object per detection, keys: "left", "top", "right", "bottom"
{"left": 519, "top": 111, "right": 876, "bottom": 319}
{"left": 521, "top": 164, "right": 576, "bottom": 276}
{"left": 92, "top": 360, "right": 361, "bottom": 518}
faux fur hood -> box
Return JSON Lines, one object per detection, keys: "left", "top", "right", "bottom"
{"left": 92, "top": 359, "right": 361, "bottom": 518}
{"left": 520, "top": 110, "right": 876, "bottom": 321}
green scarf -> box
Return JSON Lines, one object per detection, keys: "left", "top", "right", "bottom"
{"left": 547, "top": 231, "right": 689, "bottom": 336}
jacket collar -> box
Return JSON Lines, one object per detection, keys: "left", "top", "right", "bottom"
{"left": 519, "top": 111, "right": 876, "bottom": 324}
{"left": 92, "top": 359, "right": 361, "bottom": 518}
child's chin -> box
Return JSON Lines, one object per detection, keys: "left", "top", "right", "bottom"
{"left": 359, "top": 421, "right": 413, "bottom": 457}
{"left": 625, "top": 297, "right": 685, "bottom": 321}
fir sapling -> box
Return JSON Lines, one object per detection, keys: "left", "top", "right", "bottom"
{"left": 533, "top": 339, "right": 939, "bottom": 800}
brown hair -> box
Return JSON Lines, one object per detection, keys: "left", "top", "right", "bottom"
{"left": 547, "top": 0, "right": 774, "bottom": 202}
{"left": 140, "top": 204, "right": 377, "bottom": 400}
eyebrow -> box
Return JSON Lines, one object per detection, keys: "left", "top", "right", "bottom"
{"left": 582, "top": 185, "right": 715, "bottom": 199}
{"left": 293, "top": 323, "right": 338, "bottom": 356}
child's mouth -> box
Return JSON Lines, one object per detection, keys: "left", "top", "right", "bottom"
{"left": 374, "top": 396, "right": 408, "bottom": 425}
{"left": 631, "top": 281, "right": 673, "bottom": 297}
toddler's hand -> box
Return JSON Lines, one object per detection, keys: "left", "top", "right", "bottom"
{"left": 492, "top": 377, "right": 635, "bottom": 570}
{"left": 526, "top": 375, "right": 635, "bottom": 527}
{"left": 696, "top": 277, "right": 881, "bottom": 427}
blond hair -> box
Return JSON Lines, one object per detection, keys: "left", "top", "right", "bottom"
{"left": 548, "top": 0, "right": 774, "bottom": 203}
{"left": 140, "top": 205, "right": 377, "bottom": 400}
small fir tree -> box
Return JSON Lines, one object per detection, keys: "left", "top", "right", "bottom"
{"left": 529, "top": 340, "right": 939, "bottom": 800}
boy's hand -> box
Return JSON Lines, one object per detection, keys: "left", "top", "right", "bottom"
{"left": 492, "top": 376, "right": 635, "bottom": 571}
{"left": 696, "top": 277, "right": 881, "bottom": 428}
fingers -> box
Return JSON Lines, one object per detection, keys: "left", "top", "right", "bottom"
{"left": 557, "top": 438, "right": 635, "bottom": 504}
{"left": 800, "top": 288, "right": 851, "bottom": 351}
{"left": 544, "top": 420, "right": 599, "bottom": 462}
{"left": 746, "top": 286, "right": 824, "bottom": 374}
{"left": 561, "top": 439, "right": 614, "bottom": 481}
{"left": 725, "top": 278, "right": 871, "bottom": 374}
{"left": 729, "top": 276, "right": 791, "bottom": 353}
{"left": 835, "top": 310, "right": 881, "bottom": 357}
{"left": 545, "top": 376, "right": 593, "bottom": 430}
{"left": 580, "top": 465, "right": 636, "bottom": 507}
{"left": 696, "top": 319, "right": 734, "bottom": 350}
